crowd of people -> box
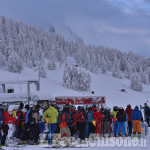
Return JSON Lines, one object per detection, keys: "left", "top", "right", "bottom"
{"left": 0, "top": 102, "right": 149, "bottom": 147}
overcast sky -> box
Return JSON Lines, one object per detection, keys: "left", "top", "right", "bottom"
{"left": 0, "top": 0, "right": 150, "bottom": 56}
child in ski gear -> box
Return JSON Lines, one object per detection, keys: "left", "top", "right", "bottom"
{"left": 125, "top": 104, "right": 133, "bottom": 136}
{"left": 131, "top": 106, "right": 142, "bottom": 137}
{"left": 116, "top": 107, "right": 126, "bottom": 136}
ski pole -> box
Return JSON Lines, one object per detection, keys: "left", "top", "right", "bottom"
{"left": 48, "top": 115, "right": 52, "bottom": 147}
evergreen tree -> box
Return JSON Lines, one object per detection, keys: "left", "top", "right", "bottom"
{"left": 130, "top": 72, "right": 143, "bottom": 91}
{"left": 112, "top": 56, "right": 122, "bottom": 79}
{"left": 47, "top": 51, "right": 56, "bottom": 70}
{"left": 7, "top": 52, "right": 23, "bottom": 73}
{"left": 63, "top": 65, "right": 91, "bottom": 91}
{"left": 100, "top": 56, "right": 107, "bottom": 74}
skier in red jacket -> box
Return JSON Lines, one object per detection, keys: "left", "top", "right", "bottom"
{"left": 92, "top": 105, "right": 103, "bottom": 134}
{"left": 3, "top": 105, "right": 10, "bottom": 126}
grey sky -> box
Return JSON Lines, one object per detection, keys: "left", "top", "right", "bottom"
{"left": 0, "top": 0, "right": 150, "bottom": 56}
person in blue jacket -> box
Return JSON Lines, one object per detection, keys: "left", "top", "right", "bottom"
{"left": 131, "top": 106, "right": 142, "bottom": 137}
{"left": 87, "top": 107, "right": 95, "bottom": 137}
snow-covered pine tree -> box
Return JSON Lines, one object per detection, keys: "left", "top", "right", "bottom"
{"left": 7, "top": 52, "right": 23, "bottom": 73}
{"left": 147, "top": 68, "right": 150, "bottom": 84}
{"left": 130, "top": 72, "right": 143, "bottom": 91}
{"left": 142, "top": 71, "right": 149, "bottom": 85}
{"left": 63, "top": 64, "right": 71, "bottom": 88}
{"left": 63, "top": 65, "right": 91, "bottom": 91}
{"left": 100, "top": 56, "right": 107, "bottom": 74}
{"left": 125, "top": 61, "right": 133, "bottom": 79}
{"left": 47, "top": 51, "right": 56, "bottom": 70}
{"left": 55, "top": 46, "right": 64, "bottom": 66}
{"left": 112, "top": 56, "right": 122, "bottom": 79}
{"left": 77, "top": 69, "right": 91, "bottom": 91}
{"left": 0, "top": 51, "right": 6, "bottom": 66}
{"left": 39, "top": 58, "right": 47, "bottom": 78}
{"left": 39, "top": 64, "right": 47, "bottom": 78}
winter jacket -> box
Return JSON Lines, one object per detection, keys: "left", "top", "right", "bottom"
{"left": 116, "top": 109, "right": 126, "bottom": 122}
{"left": 12, "top": 110, "right": 17, "bottom": 118}
{"left": 60, "top": 111, "right": 69, "bottom": 128}
{"left": 88, "top": 111, "right": 94, "bottom": 122}
{"left": 4, "top": 111, "right": 10, "bottom": 125}
{"left": 125, "top": 107, "right": 133, "bottom": 121}
{"left": 57, "top": 111, "right": 63, "bottom": 123}
{"left": 25, "top": 109, "right": 32, "bottom": 124}
{"left": 22, "top": 112, "right": 27, "bottom": 125}
{"left": 69, "top": 109, "right": 77, "bottom": 126}
{"left": 103, "top": 109, "right": 111, "bottom": 122}
{"left": 32, "top": 109, "right": 41, "bottom": 124}
{"left": 77, "top": 111, "right": 88, "bottom": 122}
{"left": 111, "top": 110, "right": 118, "bottom": 119}
{"left": 144, "top": 106, "right": 150, "bottom": 117}
{"left": 0, "top": 110, "right": 4, "bottom": 126}
{"left": 131, "top": 107, "right": 142, "bottom": 121}
{"left": 16, "top": 111, "right": 21, "bottom": 125}
{"left": 44, "top": 106, "right": 58, "bottom": 123}
{"left": 93, "top": 111, "right": 103, "bottom": 121}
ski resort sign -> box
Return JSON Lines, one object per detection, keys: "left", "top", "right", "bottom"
{"left": 55, "top": 96, "right": 105, "bottom": 105}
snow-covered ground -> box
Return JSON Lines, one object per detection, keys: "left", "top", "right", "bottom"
{"left": 2, "top": 134, "right": 150, "bottom": 150}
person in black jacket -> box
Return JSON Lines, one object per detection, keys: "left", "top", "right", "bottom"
{"left": 103, "top": 107, "right": 111, "bottom": 137}
{"left": 116, "top": 107, "right": 126, "bottom": 136}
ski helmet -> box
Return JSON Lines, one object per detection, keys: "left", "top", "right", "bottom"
{"left": 127, "top": 104, "right": 131, "bottom": 108}
{"left": 135, "top": 105, "right": 139, "bottom": 109}
{"left": 113, "top": 106, "right": 118, "bottom": 111}
{"left": 105, "top": 107, "right": 110, "bottom": 111}
{"left": 0, "top": 105, "right": 7, "bottom": 111}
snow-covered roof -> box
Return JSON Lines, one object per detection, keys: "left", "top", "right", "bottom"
{"left": 0, "top": 80, "right": 39, "bottom": 85}
{"left": 0, "top": 93, "right": 28, "bottom": 103}
{"left": 0, "top": 91, "right": 53, "bottom": 103}
{"left": 31, "top": 91, "right": 53, "bottom": 101}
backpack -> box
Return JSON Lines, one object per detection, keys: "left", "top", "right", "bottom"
{"left": 57, "top": 111, "right": 63, "bottom": 123}
{"left": 62, "top": 112, "right": 69, "bottom": 122}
